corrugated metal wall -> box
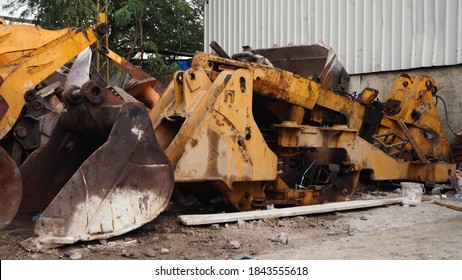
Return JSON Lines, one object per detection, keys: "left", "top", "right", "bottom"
{"left": 204, "top": 0, "right": 462, "bottom": 74}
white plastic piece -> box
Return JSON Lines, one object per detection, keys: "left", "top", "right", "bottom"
{"left": 401, "top": 182, "right": 424, "bottom": 206}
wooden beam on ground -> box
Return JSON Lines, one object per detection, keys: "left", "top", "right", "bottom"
{"left": 178, "top": 197, "right": 405, "bottom": 226}
{"left": 434, "top": 200, "right": 462, "bottom": 212}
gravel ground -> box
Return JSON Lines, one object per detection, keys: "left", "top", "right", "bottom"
{"left": 1, "top": 190, "right": 461, "bottom": 260}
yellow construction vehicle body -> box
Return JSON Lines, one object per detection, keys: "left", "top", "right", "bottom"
{"left": 192, "top": 53, "right": 453, "bottom": 160}
{"left": 149, "top": 52, "right": 455, "bottom": 210}
{"left": 1, "top": 20, "right": 455, "bottom": 246}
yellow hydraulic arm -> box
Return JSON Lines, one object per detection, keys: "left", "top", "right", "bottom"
{"left": 0, "top": 23, "right": 108, "bottom": 138}
{"left": 0, "top": 22, "right": 70, "bottom": 67}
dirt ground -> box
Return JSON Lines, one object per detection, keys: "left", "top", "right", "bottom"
{"left": 1, "top": 189, "right": 461, "bottom": 260}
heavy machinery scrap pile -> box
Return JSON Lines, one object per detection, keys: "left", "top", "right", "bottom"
{"left": 0, "top": 20, "right": 456, "bottom": 248}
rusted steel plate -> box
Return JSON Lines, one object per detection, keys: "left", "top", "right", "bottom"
{"left": 253, "top": 45, "right": 328, "bottom": 77}
{"left": 0, "top": 146, "right": 22, "bottom": 230}
{"left": 252, "top": 44, "right": 349, "bottom": 90}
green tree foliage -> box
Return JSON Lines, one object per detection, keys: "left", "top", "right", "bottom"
{"left": 3, "top": 0, "right": 204, "bottom": 75}
{"left": 143, "top": 55, "right": 179, "bottom": 78}
{"left": 109, "top": 0, "right": 204, "bottom": 57}
{"left": 3, "top": 0, "right": 97, "bottom": 29}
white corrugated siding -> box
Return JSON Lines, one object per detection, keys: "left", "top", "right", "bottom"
{"left": 204, "top": 0, "right": 462, "bottom": 74}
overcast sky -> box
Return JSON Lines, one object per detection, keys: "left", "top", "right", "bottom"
{"left": 0, "top": 0, "right": 29, "bottom": 18}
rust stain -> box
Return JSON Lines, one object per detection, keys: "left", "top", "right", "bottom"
{"left": 205, "top": 128, "right": 220, "bottom": 177}
{"left": 0, "top": 95, "right": 8, "bottom": 122}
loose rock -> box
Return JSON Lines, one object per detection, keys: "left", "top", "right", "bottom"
{"left": 155, "top": 225, "right": 171, "bottom": 234}
{"left": 211, "top": 224, "right": 220, "bottom": 230}
{"left": 431, "top": 187, "right": 443, "bottom": 195}
{"left": 68, "top": 251, "right": 82, "bottom": 260}
{"left": 132, "top": 252, "right": 142, "bottom": 259}
{"left": 270, "top": 232, "right": 288, "bottom": 244}
{"left": 138, "top": 239, "right": 148, "bottom": 246}
{"left": 145, "top": 249, "right": 157, "bottom": 258}
{"left": 121, "top": 250, "right": 134, "bottom": 258}
{"left": 225, "top": 240, "right": 241, "bottom": 249}
{"left": 160, "top": 248, "right": 170, "bottom": 255}
{"left": 87, "top": 245, "right": 100, "bottom": 252}
{"left": 277, "top": 220, "right": 290, "bottom": 227}
{"left": 237, "top": 219, "right": 246, "bottom": 227}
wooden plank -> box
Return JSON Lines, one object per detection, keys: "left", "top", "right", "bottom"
{"left": 397, "top": 119, "right": 429, "bottom": 163}
{"left": 434, "top": 200, "right": 462, "bottom": 212}
{"left": 178, "top": 197, "right": 405, "bottom": 226}
{"left": 422, "top": 195, "right": 433, "bottom": 202}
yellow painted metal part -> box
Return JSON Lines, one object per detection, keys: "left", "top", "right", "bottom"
{"left": 276, "top": 123, "right": 454, "bottom": 182}
{"left": 193, "top": 52, "right": 367, "bottom": 129}
{"left": 193, "top": 52, "right": 454, "bottom": 161}
{"left": 150, "top": 67, "right": 278, "bottom": 210}
{"left": 0, "top": 23, "right": 70, "bottom": 67}
{"left": 174, "top": 69, "right": 277, "bottom": 182}
{"left": 0, "top": 26, "right": 99, "bottom": 138}
{"left": 148, "top": 52, "right": 455, "bottom": 210}
{"left": 379, "top": 74, "right": 452, "bottom": 161}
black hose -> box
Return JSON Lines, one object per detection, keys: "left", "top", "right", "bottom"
{"left": 435, "top": 95, "right": 457, "bottom": 135}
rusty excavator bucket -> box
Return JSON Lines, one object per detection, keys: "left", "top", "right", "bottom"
{"left": 18, "top": 81, "right": 174, "bottom": 247}
{"left": 0, "top": 147, "right": 22, "bottom": 230}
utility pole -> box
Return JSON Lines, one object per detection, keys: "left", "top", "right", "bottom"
{"left": 96, "top": 0, "right": 110, "bottom": 83}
